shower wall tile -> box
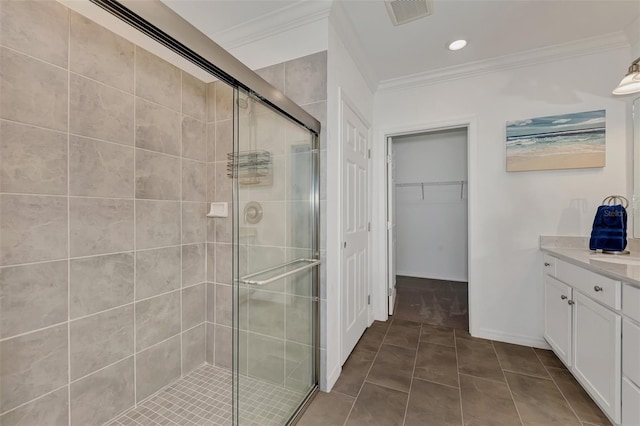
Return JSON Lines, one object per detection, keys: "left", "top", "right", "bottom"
{"left": 136, "top": 336, "right": 181, "bottom": 401}
{"left": 214, "top": 243, "right": 232, "bottom": 285}
{"left": 247, "top": 333, "right": 285, "bottom": 386}
{"left": 182, "top": 202, "right": 207, "bottom": 244}
{"left": 0, "top": 47, "right": 68, "bottom": 132}
{"left": 70, "top": 357, "right": 134, "bottom": 426}
{"left": 286, "top": 295, "right": 313, "bottom": 345}
{"left": 0, "top": 194, "right": 67, "bottom": 266}
{"left": 207, "top": 284, "right": 216, "bottom": 323}
{"left": 135, "top": 291, "right": 181, "bottom": 351}
{"left": 182, "top": 116, "right": 207, "bottom": 161}
{"left": 135, "top": 200, "right": 181, "bottom": 249}
{"left": 182, "top": 283, "right": 206, "bottom": 330}
{"left": 214, "top": 325, "right": 232, "bottom": 369}
{"left": 0, "top": 324, "right": 68, "bottom": 412}
{"left": 69, "top": 12, "right": 134, "bottom": 93}
{"left": 70, "top": 305, "right": 134, "bottom": 380}
{"left": 69, "top": 136, "right": 134, "bottom": 198}
{"left": 206, "top": 122, "right": 217, "bottom": 162}
{"left": 206, "top": 322, "right": 215, "bottom": 364}
{"left": 0, "top": 260, "right": 68, "bottom": 339}
{"left": 248, "top": 290, "right": 285, "bottom": 339}
{"left": 135, "top": 149, "right": 181, "bottom": 200}
{"left": 206, "top": 83, "right": 216, "bottom": 123}
{"left": 284, "top": 51, "right": 327, "bottom": 106}
{"left": 0, "top": 0, "right": 69, "bottom": 67}
{"left": 0, "top": 386, "right": 69, "bottom": 426}
{"left": 183, "top": 324, "right": 206, "bottom": 374}
{"left": 70, "top": 252, "right": 134, "bottom": 319}
{"left": 182, "top": 159, "right": 207, "bottom": 202}
{"left": 135, "top": 47, "right": 181, "bottom": 111}
{"left": 182, "top": 72, "right": 207, "bottom": 120}
{"left": 69, "top": 74, "right": 134, "bottom": 146}
{"left": 69, "top": 197, "right": 134, "bottom": 257}
{"left": 215, "top": 81, "right": 233, "bottom": 121}
{"left": 215, "top": 162, "right": 232, "bottom": 202}
{"left": 213, "top": 207, "right": 232, "bottom": 244}
{"left": 215, "top": 284, "right": 232, "bottom": 327}
{"left": 182, "top": 243, "right": 206, "bottom": 287}
{"left": 135, "top": 99, "right": 181, "bottom": 156}
{"left": 215, "top": 119, "right": 233, "bottom": 162}
{"left": 135, "top": 246, "right": 182, "bottom": 300}
{"left": 0, "top": 121, "right": 68, "bottom": 195}
{"left": 207, "top": 163, "right": 217, "bottom": 202}
{"left": 255, "top": 62, "right": 285, "bottom": 94}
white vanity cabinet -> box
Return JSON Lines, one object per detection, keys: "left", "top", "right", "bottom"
{"left": 623, "top": 284, "right": 640, "bottom": 426}
{"left": 542, "top": 254, "right": 622, "bottom": 424}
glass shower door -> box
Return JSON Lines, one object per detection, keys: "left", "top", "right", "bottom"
{"left": 232, "top": 88, "right": 319, "bottom": 425}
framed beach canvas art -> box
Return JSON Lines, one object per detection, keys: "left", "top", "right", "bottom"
{"left": 506, "top": 109, "right": 606, "bottom": 172}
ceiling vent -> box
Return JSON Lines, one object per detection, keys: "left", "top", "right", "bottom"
{"left": 385, "top": 0, "right": 433, "bottom": 26}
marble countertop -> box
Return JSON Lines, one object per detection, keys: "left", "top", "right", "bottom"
{"left": 541, "top": 244, "right": 640, "bottom": 289}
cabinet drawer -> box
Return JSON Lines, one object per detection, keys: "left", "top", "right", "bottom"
{"left": 556, "top": 259, "right": 621, "bottom": 310}
{"left": 623, "top": 377, "right": 640, "bottom": 426}
{"left": 623, "top": 319, "right": 640, "bottom": 387}
{"left": 543, "top": 254, "right": 557, "bottom": 277}
{"left": 624, "top": 284, "right": 640, "bottom": 323}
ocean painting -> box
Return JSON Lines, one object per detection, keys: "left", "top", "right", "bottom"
{"left": 506, "top": 109, "right": 605, "bottom": 172}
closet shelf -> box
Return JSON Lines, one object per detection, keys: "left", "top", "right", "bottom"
{"left": 396, "top": 180, "right": 467, "bottom": 200}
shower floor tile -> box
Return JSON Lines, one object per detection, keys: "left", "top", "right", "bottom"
{"left": 109, "top": 364, "right": 305, "bottom": 426}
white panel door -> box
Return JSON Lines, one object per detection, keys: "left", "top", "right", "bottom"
{"left": 387, "top": 137, "right": 397, "bottom": 315}
{"left": 543, "top": 276, "right": 572, "bottom": 367}
{"left": 341, "top": 100, "right": 370, "bottom": 364}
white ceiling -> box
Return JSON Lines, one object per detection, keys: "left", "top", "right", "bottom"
{"left": 163, "top": 0, "right": 640, "bottom": 87}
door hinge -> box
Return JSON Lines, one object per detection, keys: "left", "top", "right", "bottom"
{"left": 367, "top": 222, "right": 371, "bottom": 232}
{"left": 388, "top": 287, "right": 393, "bottom": 296}
{"left": 387, "top": 154, "right": 392, "bottom": 163}
{"left": 368, "top": 149, "right": 371, "bottom": 159}
{"left": 343, "top": 241, "right": 347, "bottom": 248}
{"left": 367, "top": 295, "right": 371, "bottom": 305}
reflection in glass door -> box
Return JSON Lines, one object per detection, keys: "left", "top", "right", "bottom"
{"left": 232, "top": 88, "right": 319, "bottom": 425}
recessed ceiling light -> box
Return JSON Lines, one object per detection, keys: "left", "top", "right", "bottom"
{"left": 448, "top": 39, "right": 467, "bottom": 51}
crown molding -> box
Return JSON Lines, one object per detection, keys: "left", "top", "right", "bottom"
{"left": 378, "top": 31, "right": 630, "bottom": 93}
{"left": 624, "top": 15, "right": 640, "bottom": 52}
{"left": 210, "top": 0, "right": 332, "bottom": 50}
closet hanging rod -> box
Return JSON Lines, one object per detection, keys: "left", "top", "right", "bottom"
{"left": 396, "top": 180, "right": 466, "bottom": 200}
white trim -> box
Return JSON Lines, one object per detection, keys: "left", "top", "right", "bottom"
{"left": 378, "top": 31, "right": 630, "bottom": 93}
{"left": 624, "top": 15, "right": 640, "bottom": 48}
{"left": 209, "top": 1, "right": 332, "bottom": 50}
{"left": 325, "top": 363, "right": 342, "bottom": 392}
{"left": 373, "top": 116, "right": 478, "bottom": 337}
{"left": 476, "top": 328, "right": 551, "bottom": 350}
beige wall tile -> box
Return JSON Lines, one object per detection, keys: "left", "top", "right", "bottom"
{"left": 182, "top": 202, "right": 207, "bottom": 245}
{"left": 214, "top": 325, "right": 232, "bottom": 370}
{"left": 70, "top": 252, "right": 134, "bottom": 319}
{"left": 135, "top": 149, "right": 181, "bottom": 200}
{"left": 0, "top": 386, "right": 68, "bottom": 426}
{"left": 0, "top": 324, "right": 68, "bottom": 412}
{"left": 182, "top": 243, "right": 206, "bottom": 287}
{"left": 214, "top": 243, "right": 232, "bottom": 284}
{"left": 69, "top": 74, "right": 134, "bottom": 145}
{"left": 215, "top": 162, "right": 232, "bottom": 202}
{"left": 70, "top": 305, "right": 134, "bottom": 380}
{"left": 69, "top": 198, "right": 134, "bottom": 257}
{"left": 215, "top": 119, "right": 233, "bottom": 162}
{"left": 248, "top": 290, "right": 285, "bottom": 339}
{"left": 135, "top": 291, "right": 181, "bottom": 351}
{"left": 135, "top": 246, "right": 181, "bottom": 300}
{"left": 69, "top": 136, "right": 134, "bottom": 198}
{"left": 70, "top": 357, "right": 134, "bottom": 426}
{"left": 69, "top": 12, "right": 134, "bottom": 92}
{"left": 135, "top": 99, "right": 181, "bottom": 156}
{"left": 135, "top": 200, "right": 181, "bottom": 249}
{"left": 135, "top": 336, "right": 181, "bottom": 401}
{"left": 206, "top": 83, "right": 216, "bottom": 123}
{"left": 0, "top": 261, "right": 68, "bottom": 339}
{"left": 285, "top": 51, "right": 327, "bottom": 105}
{"left": 247, "top": 332, "right": 285, "bottom": 385}
{"left": 206, "top": 322, "right": 215, "bottom": 364}
{"left": 256, "top": 63, "right": 285, "bottom": 94}
{"left": 215, "top": 81, "right": 233, "bottom": 121}
{"left": 0, "top": 48, "right": 68, "bottom": 131}
{"left": 286, "top": 295, "right": 313, "bottom": 345}
{"left": 206, "top": 122, "right": 216, "bottom": 162}
{"left": 0, "top": 0, "right": 68, "bottom": 67}
{"left": 0, "top": 194, "right": 67, "bottom": 266}
{"left": 207, "top": 163, "right": 216, "bottom": 202}
{"left": 206, "top": 283, "right": 215, "bottom": 323}
{"left": 135, "top": 47, "right": 181, "bottom": 111}
{"left": 182, "top": 283, "right": 205, "bottom": 330}
{"left": 182, "top": 116, "right": 206, "bottom": 162}
{"left": 215, "top": 284, "right": 232, "bottom": 327}
{"left": 182, "top": 159, "right": 206, "bottom": 202}
{"left": 182, "top": 324, "right": 206, "bottom": 375}
{"left": 0, "top": 121, "right": 67, "bottom": 195}
{"left": 182, "top": 72, "right": 206, "bottom": 120}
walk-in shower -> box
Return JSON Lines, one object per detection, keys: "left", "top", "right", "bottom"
{"left": 0, "top": 1, "right": 320, "bottom": 425}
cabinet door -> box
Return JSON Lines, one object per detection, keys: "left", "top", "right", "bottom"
{"left": 544, "top": 276, "right": 572, "bottom": 366}
{"left": 572, "top": 291, "right": 621, "bottom": 423}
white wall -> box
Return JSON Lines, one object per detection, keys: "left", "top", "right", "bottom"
{"left": 394, "top": 129, "right": 468, "bottom": 281}
{"left": 373, "top": 47, "right": 633, "bottom": 348}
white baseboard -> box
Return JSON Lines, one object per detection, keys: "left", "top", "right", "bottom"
{"left": 396, "top": 271, "right": 468, "bottom": 282}
{"left": 321, "top": 363, "right": 342, "bottom": 392}
{"left": 474, "top": 328, "right": 550, "bottom": 349}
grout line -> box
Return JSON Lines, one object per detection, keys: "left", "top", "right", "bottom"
{"left": 66, "top": 13, "right": 72, "bottom": 426}
{"left": 454, "top": 325, "right": 465, "bottom": 426}
{"left": 400, "top": 324, "right": 421, "bottom": 426}
{"left": 491, "top": 340, "right": 525, "bottom": 425}
{"left": 0, "top": 383, "right": 69, "bottom": 418}
{"left": 69, "top": 355, "right": 135, "bottom": 387}
{"left": 132, "top": 44, "right": 138, "bottom": 409}
{"left": 535, "top": 351, "right": 585, "bottom": 425}
{"left": 180, "top": 66, "right": 184, "bottom": 381}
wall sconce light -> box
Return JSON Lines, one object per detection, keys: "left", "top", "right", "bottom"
{"left": 612, "top": 57, "right": 640, "bottom": 95}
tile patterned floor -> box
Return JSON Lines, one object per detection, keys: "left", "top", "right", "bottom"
{"left": 298, "top": 318, "right": 612, "bottom": 426}
{"left": 109, "top": 364, "right": 304, "bottom": 426}
{"left": 393, "top": 276, "right": 469, "bottom": 330}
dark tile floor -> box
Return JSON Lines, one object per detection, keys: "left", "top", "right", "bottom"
{"left": 298, "top": 319, "right": 612, "bottom": 426}
{"left": 393, "top": 276, "right": 469, "bottom": 330}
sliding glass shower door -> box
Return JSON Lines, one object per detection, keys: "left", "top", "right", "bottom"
{"left": 232, "top": 88, "right": 319, "bottom": 425}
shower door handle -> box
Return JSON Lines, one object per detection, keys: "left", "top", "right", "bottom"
{"left": 239, "top": 259, "right": 321, "bottom": 286}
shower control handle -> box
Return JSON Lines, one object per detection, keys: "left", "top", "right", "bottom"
{"left": 594, "top": 286, "right": 603, "bottom": 292}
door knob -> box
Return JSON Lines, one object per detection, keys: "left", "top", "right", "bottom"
{"left": 594, "top": 286, "right": 603, "bottom": 292}
{"left": 544, "top": 262, "right": 550, "bottom": 266}
{"left": 568, "top": 300, "right": 575, "bottom": 305}
{"left": 561, "top": 295, "right": 568, "bottom": 300}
